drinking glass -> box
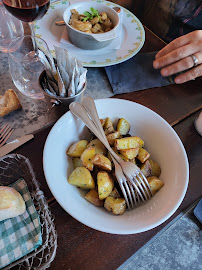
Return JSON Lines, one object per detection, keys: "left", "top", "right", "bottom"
{"left": 8, "top": 35, "right": 53, "bottom": 99}
{"left": 0, "top": 1, "right": 24, "bottom": 53}
{"left": 2, "top": 0, "right": 50, "bottom": 36}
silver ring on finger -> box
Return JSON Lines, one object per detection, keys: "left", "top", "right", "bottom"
{"left": 190, "top": 54, "right": 199, "bottom": 67}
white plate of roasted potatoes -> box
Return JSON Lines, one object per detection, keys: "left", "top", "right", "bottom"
{"left": 43, "top": 98, "right": 189, "bottom": 234}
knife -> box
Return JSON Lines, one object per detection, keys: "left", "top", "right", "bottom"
{"left": 0, "top": 134, "right": 34, "bottom": 158}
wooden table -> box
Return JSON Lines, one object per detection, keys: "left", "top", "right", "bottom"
{"left": 10, "top": 26, "right": 202, "bottom": 270}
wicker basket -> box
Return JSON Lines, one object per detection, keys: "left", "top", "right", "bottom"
{"left": 0, "top": 154, "right": 57, "bottom": 270}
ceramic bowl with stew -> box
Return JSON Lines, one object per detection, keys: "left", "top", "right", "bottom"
{"left": 63, "top": 2, "right": 120, "bottom": 50}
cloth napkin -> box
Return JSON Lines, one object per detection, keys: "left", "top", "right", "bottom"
{"left": 105, "top": 51, "right": 175, "bottom": 94}
{"left": 194, "top": 198, "right": 202, "bottom": 223}
{"left": 0, "top": 179, "right": 42, "bottom": 269}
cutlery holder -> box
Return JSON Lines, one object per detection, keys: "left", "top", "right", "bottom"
{"left": 39, "top": 70, "right": 86, "bottom": 117}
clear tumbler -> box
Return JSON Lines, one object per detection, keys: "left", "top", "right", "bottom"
{"left": 0, "top": 1, "right": 24, "bottom": 53}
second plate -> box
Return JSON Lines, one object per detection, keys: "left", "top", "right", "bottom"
{"left": 34, "top": 0, "right": 145, "bottom": 67}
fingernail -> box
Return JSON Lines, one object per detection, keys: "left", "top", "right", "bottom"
{"left": 155, "top": 53, "right": 160, "bottom": 59}
{"left": 153, "top": 61, "right": 159, "bottom": 69}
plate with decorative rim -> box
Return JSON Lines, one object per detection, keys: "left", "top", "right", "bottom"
{"left": 34, "top": 0, "right": 145, "bottom": 67}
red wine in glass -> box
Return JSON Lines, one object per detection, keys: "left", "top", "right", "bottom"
{"left": 2, "top": 0, "right": 50, "bottom": 22}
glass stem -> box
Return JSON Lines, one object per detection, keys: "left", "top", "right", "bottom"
{"left": 29, "top": 21, "right": 35, "bottom": 36}
{"left": 28, "top": 22, "right": 38, "bottom": 56}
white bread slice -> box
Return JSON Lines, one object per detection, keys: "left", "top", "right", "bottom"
{"left": 0, "top": 186, "right": 26, "bottom": 221}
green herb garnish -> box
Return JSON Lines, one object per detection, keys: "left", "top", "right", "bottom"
{"left": 82, "top": 7, "right": 102, "bottom": 22}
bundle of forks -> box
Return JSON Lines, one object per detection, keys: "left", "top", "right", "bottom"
{"left": 0, "top": 123, "right": 13, "bottom": 148}
{"left": 70, "top": 96, "right": 153, "bottom": 210}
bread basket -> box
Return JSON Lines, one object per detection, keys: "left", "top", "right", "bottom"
{"left": 0, "top": 154, "right": 57, "bottom": 270}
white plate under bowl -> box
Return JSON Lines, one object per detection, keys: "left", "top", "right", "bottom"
{"left": 34, "top": 0, "right": 145, "bottom": 67}
{"left": 43, "top": 99, "right": 189, "bottom": 234}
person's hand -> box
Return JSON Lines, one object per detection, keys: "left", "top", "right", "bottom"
{"left": 153, "top": 30, "right": 202, "bottom": 84}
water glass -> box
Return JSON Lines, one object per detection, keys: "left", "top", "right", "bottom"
{"left": 8, "top": 35, "right": 53, "bottom": 99}
{"left": 0, "top": 2, "right": 24, "bottom": 53}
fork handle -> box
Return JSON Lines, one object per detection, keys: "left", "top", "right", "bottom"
{"left": 81, "top": 97, "right": 108, "bottom": 142}
{"left": 81, "top": 97, "right": 124, "bottom": 163}
{"left": 69, "top": 101, "right": 123, "bottom": 164}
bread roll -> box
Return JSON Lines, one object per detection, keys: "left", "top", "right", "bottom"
{"left": 0, "top": 89, "right": 22, "bottom": 117}
{"left": 0, "top": 186, "right": 26, "bottom": 221}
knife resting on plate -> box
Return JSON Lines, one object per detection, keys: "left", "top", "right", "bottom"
{"left": 0, "top": 134, "right": 34, "bottom": 158}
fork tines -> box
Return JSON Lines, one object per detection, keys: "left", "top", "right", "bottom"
{"left": 0, "top": 123, "right": 14, "bottom": 147}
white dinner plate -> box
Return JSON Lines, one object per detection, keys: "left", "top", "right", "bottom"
{"left": 34, "top": 0, "right": 145, "bottom": 67}
{"left": 43, "top": 99, "right": 189, "bottom": 234}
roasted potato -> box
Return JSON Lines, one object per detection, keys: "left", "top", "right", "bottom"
{"left": 139, "top": 160, "right": 152, "bottom": 177}
{"left": 107, "top": 131, "right": 120, "bottom": 146}
{"left": 120, "top": 147, "right": 139, "bottom": 160}
{"left": 112, "top": 147, "right": 129, "bottom": 162}
{"left": 149, "top": 159, "right": 161, "bottom": 177}
{"left": 66, "top": 140, "right": 88, "bottom": 157}
{"left": 68, "top": 167, "right": 95, "bottom": 189}
{"left": 104, "top": 197, "right": 126, "bottom": 215}
{"left": 80, "top": 147, "right": 96, "bottom": 171}
{"left": 100, "top": 119, "right": 105, "bottom": 127}
{"left": 72, "top": 157, "right": 83, "bottom": 169}
{"left": 137, "top": 147, "right": 150, "bottom": 163}
{"left": 85, "top": 189, "right": 104, "bottom": 206}
{"left": 117, "top": 118, "right": 130, "bottom": 135}
{"left": 147, "top": 176, "right": 164, "bottom": 195}
{"left": 92, "top": 154, "right": 112, "bottom": 171}
{"left": 109, "top": 187, "right": 121, "bottom": 198}
{"left": 87, "top": 139, "right": 107, "bottom": 155}
{"left": 114, "top": 136, "right": 144, "bottom": 150}
{"left": 97, "top": 171, "right": 114, "bottom": 200}
{"left": 105, "top": 126, "right": 115, "bottom": 135}
{"left": 104, "top": 117, "right": 115, "bottom": 135}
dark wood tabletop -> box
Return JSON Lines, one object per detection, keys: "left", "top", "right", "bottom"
{"left": 10, "top": 26, "right": 202, "bottom": 270}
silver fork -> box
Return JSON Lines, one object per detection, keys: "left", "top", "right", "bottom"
{"left": 110, "top": 154, "right": 140, "bottom": 209}
{"left": 70, "top": 98, "right": 152, "bottom": 209}
{"left": 69, "top": 101, "right": 135, "bottom": 209}
{"left": 0, "top": 123, "right": 14, "bottom": 147}
{"left": 81, "top": 97, "right": 152, "bottom": 201}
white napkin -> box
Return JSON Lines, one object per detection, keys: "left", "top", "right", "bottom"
{"left": 54, "top": 46, "right": 87, "bottom": 96}
{"left": 60, "top": 8, "right": 123, "bottom": 52}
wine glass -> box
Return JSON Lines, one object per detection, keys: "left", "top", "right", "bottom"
{"left": 8, "top": 35, "right": 54, "bottom": 99}
{"left": 3, "top": 0, "right": 51, "bottom": 99}
{"left": 2, "top": 0, "right": 50, "bottom": 36}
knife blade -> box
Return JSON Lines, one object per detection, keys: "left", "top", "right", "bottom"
{"left": 0, "top": 134, "right": 34, "bottom": 158}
